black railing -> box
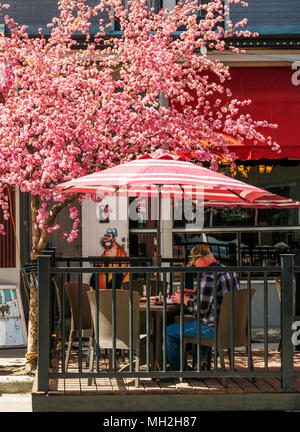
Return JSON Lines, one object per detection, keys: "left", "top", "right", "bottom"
{"left": 36, "top": 253, "right": 298, "bottom": 393}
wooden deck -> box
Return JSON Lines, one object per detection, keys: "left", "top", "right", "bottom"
{"left": 31, "top": 347, "right": 300, "bottom": 412}
{"left": 44, "top": 347, "right": 300, "bottom": 396}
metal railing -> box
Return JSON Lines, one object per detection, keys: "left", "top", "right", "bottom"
{"left": 36, "top": 252, "right": 298, "bottom": 393}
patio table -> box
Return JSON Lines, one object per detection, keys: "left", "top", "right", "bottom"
{"left": 139, "top": 301, "right": 180, "bottom": 370}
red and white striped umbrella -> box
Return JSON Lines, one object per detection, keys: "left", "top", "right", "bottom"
{"left": 57, "top": 150, "right": 300, "bottom": 209}
{"left": 57, "top": 150, "right": 300, "bottom": 262}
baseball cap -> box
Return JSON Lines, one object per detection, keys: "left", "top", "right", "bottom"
{"left": 189, "top": 244, "right": 211, "bottom": 259}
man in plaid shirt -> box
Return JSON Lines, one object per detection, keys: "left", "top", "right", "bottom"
{"left": 166, "top": 244, "right": 240, "bottom": 371}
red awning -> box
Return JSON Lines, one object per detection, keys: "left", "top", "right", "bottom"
{"left": 220, "top": 67, "right": 300, "bottom": 160}
{"left": 174, "top": 67, "right": 300, "bottom": 161}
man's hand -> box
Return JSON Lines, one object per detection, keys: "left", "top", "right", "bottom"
{"left": 170, "top": 291, "right": 190, "bottom": 306}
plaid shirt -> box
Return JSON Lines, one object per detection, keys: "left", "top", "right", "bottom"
{"left": 186, "top": 261, "right": 240, "bottom": 327}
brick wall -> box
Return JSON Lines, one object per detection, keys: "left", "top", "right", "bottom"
{"left": 1, "top": 0, "right": 110, "bottom": 34}
{"left": 230, "top": 0, "right": 300, "bottom": 35}
{"left": 1, "top": 1, "right": 300, "bottom": 37}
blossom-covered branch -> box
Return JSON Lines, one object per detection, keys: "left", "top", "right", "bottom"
{"left": 0, "top": 0, "right": 279, "bottom": 242}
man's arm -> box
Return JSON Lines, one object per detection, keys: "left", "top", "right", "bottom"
{"left": 186, "top": 273, "right": 215, "bottom": 315}
{"left": 170, "top": 290, "right": 191, "bottom": 306}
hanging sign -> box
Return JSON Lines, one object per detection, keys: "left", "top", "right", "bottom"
{"left": 0, "top": 285, "right": 27, "bottom": 348}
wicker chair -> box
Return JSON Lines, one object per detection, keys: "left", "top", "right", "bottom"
{"left": 183, "top": 289, "right": 256, "bottom": 385}
{"left": 87, "top": 289, "right": 143, "bottom": 387}
{"left": 51, "top": 276, "right": 71, "bottom": 359}
{"left": 64, "top": 282, "right": 94, "bottom": 371}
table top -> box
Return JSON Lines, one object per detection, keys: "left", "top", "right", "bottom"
{"left": 139, "top": 301, "right": 180, "bottom": 311}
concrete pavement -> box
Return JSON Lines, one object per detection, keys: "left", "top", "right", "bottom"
{"left": 0, "top": 393, "right": 32, "bottom": 412}
{"left": 0, "top": 347, "right": 34, "bottom": 397}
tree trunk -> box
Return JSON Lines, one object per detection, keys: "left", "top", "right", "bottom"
{"left": 25, "top": 192, "right": 79, "bottom": 373}
{"left": 25, "top": 194, "right": 41, "bottom": 373}
{"left": 24, "top": 273, "right": 38, "bottom": 373}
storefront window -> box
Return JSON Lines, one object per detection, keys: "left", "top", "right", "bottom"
{"left": 173, "top": 202, "right": 256, "bottom": 228}
{"left": 129, "top": 233, "right": 157, "bottom": 257}
{"left": 173, "top": 232, "right": 237, "bottom": 265}
{"left": 209, "top": 207, "right": 255, "bottom": 227}
{"left": 241, "top": 164, "right": 300, "bottom": 227}
{"left": 129, "top": 164, "right": 300, "bottom": 268}
{"left": 173, "top": 198, "right": 207, "bottom": 228}
{"left": 129, "top": 197, "right": 157, "bottom": 229}
{"left": 173, "top": 230, "right": 300, "bottom": 268}
{"left": 172, "top": 163, "right": 300, "bottom": 229}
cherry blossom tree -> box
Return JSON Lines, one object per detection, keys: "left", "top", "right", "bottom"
{"left": 0, "top": 0, "right": 279, "bottom": 371}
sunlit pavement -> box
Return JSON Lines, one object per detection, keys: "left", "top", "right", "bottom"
{"left": 0, "top": 393, "right": 32, "bottom": 412}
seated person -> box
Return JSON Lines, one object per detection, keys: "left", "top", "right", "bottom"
{"left": 166, "top": 244, "right": 240, "bottom": 371}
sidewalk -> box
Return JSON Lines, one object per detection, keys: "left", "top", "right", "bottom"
{"left": 0, "top": 393, "right": 32, "bottom": 412}
{"left": 0, "top": 347, "right": 34, "bottom": 394}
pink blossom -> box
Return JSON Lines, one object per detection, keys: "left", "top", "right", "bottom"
{"left": 0, "top": 0, "right": 279, "bottom": 240}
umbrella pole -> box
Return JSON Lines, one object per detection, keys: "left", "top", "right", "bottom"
{"left": 153, "top": 185, "right": 162, "bottom": 267}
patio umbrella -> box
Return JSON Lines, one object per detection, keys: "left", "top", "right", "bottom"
{"left": 56, "top": 150, "right": 300, "bottom": 263}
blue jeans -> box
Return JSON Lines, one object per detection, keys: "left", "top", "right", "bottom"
{"left": 166, "top": 320, "right": 214, "bottom": 371}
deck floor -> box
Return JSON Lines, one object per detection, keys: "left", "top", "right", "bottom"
{"left": 45, "top": 346, "right": 300, "bottom": 396}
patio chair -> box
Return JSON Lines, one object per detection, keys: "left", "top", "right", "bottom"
{"left": 183, "top": 288, "right": 256, "bottom": 386}
{"left": 87, "top": 289, "right": 142, "bottom": 387}
{"left": 51, "top": 276, "right": 71, "bottom": 359}
{"left": 122, "top": 280, "right": 146, "bottom": 296}
{"left": 64, "top": 282, "right": 94, "bottom": 371}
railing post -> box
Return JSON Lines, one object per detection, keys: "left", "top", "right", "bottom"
{"left": 37, "top": 255, "right": 51, "bottom": 393}
{"left": 281, "top": 254, "right": 294, "bottom": 389}
{"left": 42, "top": 248, "right": 55, "bottom": 266}
{"left": 42, "top": 249, "right": 55, "bottom": 340}
{"left": 295, "top": 250, "right": 300, "bottom": 351}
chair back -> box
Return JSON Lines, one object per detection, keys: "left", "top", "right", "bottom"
{"left": 52, "top": 276, "right": 71, "bottom": 320}
{"left": 52, "top": 276, "right": 63, "bottom": 321}
{"left": 147, "top": 280, "right": 164, "bottom": 296}
{"left": 65, "top": 282, "right": 93, "bottom": 331}
{"left": 275, "top": 279, "right": 281, "bottom": 301}
{"left": 122, "top": 280, "right": 145, "bottom": 296}
{"left": 217, "top": 289, "right": 256, "bottom": 349}
{"left": 87, "top": 289, "right": 140, "bottom": 350}
{"left": 122, "top": 279, "right": 160, "bottom": 296}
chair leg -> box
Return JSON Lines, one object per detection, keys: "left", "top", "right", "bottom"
{"left": 53, "top": 319, "right": 61, "bottom": 355}
{"left": 227, "top": 348, "right": 233, "bottom": 369}
{"left": 246, "top": 346, "right": 256, "bottom": 383}
{"left": 219, "top": 349, "right": 227, "bottom": 388}
{"left": 65, "top": 332, "right": 74, "bottom": 372}
{"left": 207, "top": 347, "right": 212, "bottom": 371}
{"left": 86, "top": 336, "right": 93, "bottom": 367}
{"left": 180, "top": 343, "right": 186, "bottom": 383}
{"left": 51, "top": 328, "right": 59, "bottom": 367}
{"left": 108, "top": 349, "right": 113, "bottom": 370}
{"left": 135, "top": 344, "right": 140, "bottom": 388}
{"left": 88, "top": 342, "right": 95, "bottom": 386}
{"left": 278, "top": 337, "right": 282, "bottom": 352}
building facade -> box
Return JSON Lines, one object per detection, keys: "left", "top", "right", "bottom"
{"left": 0, "top": 0, "right": 300, "bottom": 327}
